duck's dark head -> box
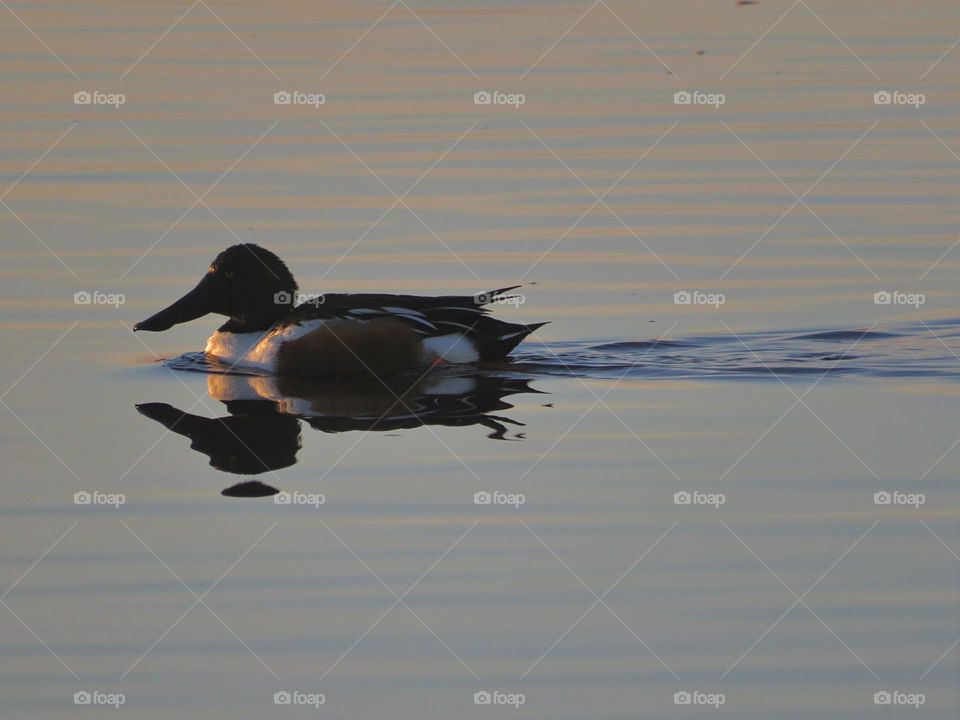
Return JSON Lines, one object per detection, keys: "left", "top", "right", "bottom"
{"left": 134, "top": 244, "right": 298, "bottom": 333}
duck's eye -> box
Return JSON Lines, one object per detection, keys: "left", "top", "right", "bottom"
{"left": 224, "top": 269, "right": 235, "bottom": 279}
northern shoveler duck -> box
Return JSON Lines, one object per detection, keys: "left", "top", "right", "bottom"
{"left": 134, "top": 244, "right": 546, "bottom": 379}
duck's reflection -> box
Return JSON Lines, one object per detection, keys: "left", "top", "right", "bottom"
{"left": 136, "top": 370, "right": 540, "bottom": 494}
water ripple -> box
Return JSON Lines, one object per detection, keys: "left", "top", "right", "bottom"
{"left": 164, "top": 319, "right": 960, "bottom": 382}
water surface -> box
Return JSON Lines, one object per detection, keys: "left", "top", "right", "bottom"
{"left": 1, "top": 1, "right": 959, "bottom": 718}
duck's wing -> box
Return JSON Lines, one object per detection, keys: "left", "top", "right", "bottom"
{"left": 283, "top": 287, "right": 514, "bottom": 333}
{"left": 283, "top": 287, "right": 544, "bottom": 360}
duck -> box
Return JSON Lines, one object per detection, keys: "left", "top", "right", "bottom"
{"left": 134, "top": 244, "right": 546, "bottom": 379}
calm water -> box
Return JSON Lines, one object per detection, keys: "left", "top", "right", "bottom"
{"left": 2, "top": 1, "right": 959, "bottom": 718}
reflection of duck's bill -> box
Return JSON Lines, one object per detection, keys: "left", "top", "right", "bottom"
{"left": 136, "top": 401, "right": 301, "bottom": 475}
{"left": 135, "top": 401, "right": 185, "bottom": 426}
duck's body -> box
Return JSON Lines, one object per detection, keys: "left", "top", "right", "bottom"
{"left": 202, "top": 291, "right": 538, "bottom": 377}
{"left": 135, "top": 244, "right": 545, "bottom": 379}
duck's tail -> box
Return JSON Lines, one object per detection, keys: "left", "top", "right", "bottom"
{"left": 478, "top": 320, "right": 549, "bottom": 360}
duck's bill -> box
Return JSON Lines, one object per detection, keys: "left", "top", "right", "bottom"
{"left": 134, "top": 276, "right": 211, "bottom": 332}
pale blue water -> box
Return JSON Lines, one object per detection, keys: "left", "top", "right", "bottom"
{"left": 3, "top": 0, "right": 960, "bottom": 718}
